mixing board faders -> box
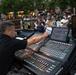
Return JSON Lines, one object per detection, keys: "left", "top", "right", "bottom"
{"left": 40, "top": 40, "right": 74, "bottom": 61}
{"left": 15, "top": 48, "right": 62, "bottom": 75}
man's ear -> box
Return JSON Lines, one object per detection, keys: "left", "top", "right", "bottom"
{"left": 5, "top": 29, "right": 10, "bottom": 34}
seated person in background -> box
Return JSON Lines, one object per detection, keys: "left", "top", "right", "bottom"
{"left": 27, "top": 22, "right": 31, "bottom": 29}
{"left": 61, "top": 17, "right": 69, "bottom": 27}
{"left": 49, "top": 17, "right": 56, "bottom": 27}
{"left": 37, "top": 23, "right": 45, "bottom": 33}
{"left": 34, "top": 20, "right": 45, "bottom": 33}
{"left": 56, "top": 17, "right": 62, "bottom": 27}
{"left": 45, "top": 21, "right": 54, "bottom": 34}
{"left": 34, "top": 20, "right": 38, "bottom": 31}
{"left": 0, "top": 21, "right": 49, "bottom": 75}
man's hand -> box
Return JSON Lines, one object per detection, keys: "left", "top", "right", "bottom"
{"left": 21, "top": 50, "right": 33, "bottom": 58}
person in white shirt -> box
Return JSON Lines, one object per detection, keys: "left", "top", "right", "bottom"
{"left": 45, "top": 20, "right": 55, "bottom": 34}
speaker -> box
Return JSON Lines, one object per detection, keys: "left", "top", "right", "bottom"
{"left": 71, "top": 15, "right": 76, "bottom": 39}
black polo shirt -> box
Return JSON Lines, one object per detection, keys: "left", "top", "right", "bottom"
{"left": 0, "top": 34, "right": 27, "bottom": 75}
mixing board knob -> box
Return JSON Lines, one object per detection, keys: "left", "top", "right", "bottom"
{"left": 46, "top": 70, "right": 50, "bottom": 73}
{"left": 50, "top": 66, "right": 53, "bottom": 69}
{"left": 48, "top": 68, "right": 52, "bottom": 71}
{"left": 52, "top": 65, "right": 56, "bottom": 68}
{"left": 45, "top": 63, "right": 49, "bottom": 66}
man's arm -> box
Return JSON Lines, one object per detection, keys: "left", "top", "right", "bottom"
{"left": 27, "top": 32, "right": 49, "bottom": 46}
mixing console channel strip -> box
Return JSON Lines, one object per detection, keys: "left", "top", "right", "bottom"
{"left": 28, "top": 32, "right": 49, "bottom": 51}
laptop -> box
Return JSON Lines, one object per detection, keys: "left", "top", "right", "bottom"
{"left": 16, "top": 29, "right": 34, "bottom": 40}
{"left": 50, "top": 27, "right": 69, "bottom": 43}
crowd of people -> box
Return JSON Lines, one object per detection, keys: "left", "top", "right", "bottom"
{"left": 34, "top": 11, "right": 72, "bottom": 33}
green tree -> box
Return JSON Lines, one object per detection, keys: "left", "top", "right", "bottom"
{"left": 68, "top": 0, "right": 76, "bottom": 7}
{"left": 57, "top": 0, "right": 68, "bottom": 11}
{"left": 0, "top": 0, "right": 36, "bottom": 15}
{"left": 0, "top": 0, "right": 15, "bottom": 14}
{"left": 49, "top": 0, "right": 55, "bottom": 10}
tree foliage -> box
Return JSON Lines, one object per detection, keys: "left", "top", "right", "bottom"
{"left": 49, "top": 0, "right": 55, "bottom": 10}
{"left": 68, "top": 0, "right": 76, "bottom": 7}
{"left": 0, "top": 0, "right": 36, "bottom": 14}
{"left": 0, "top": 0, "right": 15, "bottom": 14}
{"left": 56, "top": 0, "right": 76, "bottom": 10}
{"left": 56, "top": 0, "right": 68, "bottom": 11}
{"left": 0, "top": 0, "right": 76, "bottom": 14}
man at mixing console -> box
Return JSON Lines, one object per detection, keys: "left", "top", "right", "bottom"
{"left": 0, "top": 21, "right": 50, "bottom": 75}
